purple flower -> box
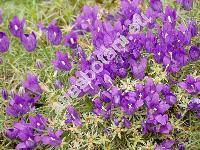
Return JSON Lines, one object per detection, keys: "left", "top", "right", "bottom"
{"left": 129, "top": 57, "right": 147, "bottom": 80}
{"left": 9, "top": 16, "right": 25, "bottom": 37}
{"left": 178, "top": 75, "right": 200, "bottom": 94}
{"left": 35, "top": 59, "right": 44, "bottom": 69}
{"left": 73, "top": 6, "right": 98, "bottom": 32}
{"left": 29, "top": 114, "right": 48, "bottom": 130}
{"left": 189, "top": 46, "right": 200, "bottom": 61}
{"left": 121, "top": 92, "right": 144, "bottom": 115}
{"left": 113, "top": 117, "right": 119, "bottom": 126}
{"left": 13, "top": 120, "right": 37, "bottom": 150}
{"left": 66, "top": 105, "right": 82, "bottom": 127}
{"left": 155, "top": 139, "right": 175, "bottom": 150}
{"left": 178, "top": 144, "right": 185, "bottom": 150}
{"left": 54, "top": 80, "right": 63, "bottom": 89}
{"left": 0, "top": 32, "right": 10, "bottom": 53}
{"left": 188, "top": 21, "right": 198, "bottom": 37}
{"left": 23, "top": 73, "right": 43, "bottom": 95}
{"left": 145, "top": 93, "right": 171, "bottom": 115}
{"left": 6, "top": 94, "right": 34, "bottom": 116}
{"left": 6, "top": 128, "right": 19, "bottom": 139}
{"left": 188, "top": 98, "right": 200, "bottom": 118}
{"left": 163, "top": 6, "right": 177, "bottom": 27}
{"left": 177, "top": 0, "right": 193, "bottom": 11}
{"left": 122, "top": 117, "right": 131, "bottom": 128}
{"left": 41, "top": 129, "right": 63, "bottom": 146}
{"left": 150, "top": 0, "right": 163, "bottom": 12}
{"left": 100, "top": 91, "right": 112, "bottom": 103}
{"left": 93, "top": 98, "right": 111, "bottom": 119}
{"left": 47, "top": 24, "right": 62, "bottom": 45}
{"left": 1, "top": 88, "right": 8, "bottom": 100}
{"left": 64, "top": 31, "right": 78, "bottom": 49}
{"left": 21, "top": 32, "right": 37, "bottom": 52}
{"left": 52, "top": 50, "right": 72, "bottom": 71}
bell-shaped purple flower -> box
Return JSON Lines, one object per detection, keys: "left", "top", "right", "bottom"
{"left": 6, "top": 128, "right": 19, "bottom": 139}
{"left": 188, "top": 98, "right": 200, "bottom": 118}
{"left": 155, "top": 139, "right": 175, "bottom": 150}
{"left": 1, "top": 88, "right": 8, "bottom": 100}
{"left": 23, "top": 73, "right": 43, "bottom": 95}
{"left": 189, "top": 46, "right": 200, "bottom": 61}
{"left": 122, "top": 116, "right": 131, "bottom": 128}
{"left": 47, "top": 24, "right": 62, "bottom": 45}
{"left": 0, "top": 32, "right": 10, "bottom": 53}
{"left": 9, "top": 16, "right": 25, "bottom": 37}
{"left": 54, "top": 80, "right": 63, "bottom": 89}
{"left": 41, "top": 129, "right": 63, "bottom": 146}
{"left": 178, "top": 75, "right": 200, "bottom": 94}
{"left": 66, "top": 105, "right": 82, "bottom": 127}
{"left": 35, "top": 59, "right": 44, "bottom": 69}
{"left": 177, "top": 0, "right": 193, "bottom": 11}
{"left": 29, "top": 114, "right": 48, "bottom": 131}
{"left": 21, "top": 32, "right": 37, "bottom": 52}
{"left": 129, "top": 57, "right": 147, "bottom": 80}
{"left": 6, "top": 94, "right": 34, "bottom": 116}
{"left": 52, "top": 50, "right": 72, "bottom": 71}
{"left": 150, "top": 0, "right": 163, "bottom": 12}
{"left": 188, "top": 21, "right": 198, "bottom": 37}
{"left": 64, "top": 31, "right": 78, "bottom": 49}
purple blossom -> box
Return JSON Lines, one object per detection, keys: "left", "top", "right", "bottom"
{"left": 122, "top": 116, "right": 131, "bottom": 128}
{"left": 21, "top": 32, "right": 37, "bottom": 52}
{"left": 41, "top": 129, "right": 63, "bottom": 146}
{"left": 155, "top": 139, "right": 175, "bottom": 150}
{"left": 0, "top": 32, "right": 10, "bottom": 53}
{"left": 29, "top": 114, "right": 48, "bottom": 130}
{"left": 54, "top": 80, "right": 63, "bottom": 89}
{"left": 6, "top": 128, "right": 19, "bottom": 139}
{"left": 13, "top": 120, "right": 37, "bottom": 149}
{"left": 188, "top": 98, "right": 200, "bottom": 118}
{"left": 73, "top": 6, "right": 98, "bottom": 32}
{"left": 150, "top": 0, "right": 163, "bottom": 12}
{"left": 1, "top": 88, "right": 8, "bottom": 100}
{"left": 177, "top": 0, "right": 193, "bottom": 11}
{"left": 9, "top": 16, "right": 25, "bottom": 37}
{"left": 66, "top": 105, "right": 82, "bottom": 127}
{"left": 189, "top": 46, "right": 200, "bottom": 61}
{"left": 35, "top": 59, "right": 44, "bottom": 69}
{"left": 129, "top": 57, "right": 147, "bottom": 80}
{"left": 121, "top": 92, "right": 144, "bottom": 115}
{"left": 52, "top": 50, "right": 72, "bottom": 71}
{"left": 23, "top": 73, "right": 43, "bottom": 95}
{"left": 64, "top": 31, "right": 78, "bottom": 49}
{"left": 6, "top": 94, "right": 35, "bottom": 116}
{"left": 178, "top": 75, "right": 200, "bottom": 94}
{"left": 188, "top": 21, "right": 198, "bottom": 37}
{"left": 163, "top": 6, "right": 177, "bottom": 28}
{"left": 47, "top": 24, "right": 62, "bottom": 45}
{"left": 93, "top": 98, "right": 111, "bottom": 119}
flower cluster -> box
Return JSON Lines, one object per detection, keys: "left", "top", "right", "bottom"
{"left": 188, "top": 98, "right": 200, "bottom": 118}
{"left": 178, "top": 75, "right": 200, "bottom": 94}
{"left": 6, "top": 74, "right": 43, "bottom": 116}
{"left": 91, "top": 78, "right": 176, "bottom": 134}
{"left": 6, "top": 115, "right": 63, "bottom": 149}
